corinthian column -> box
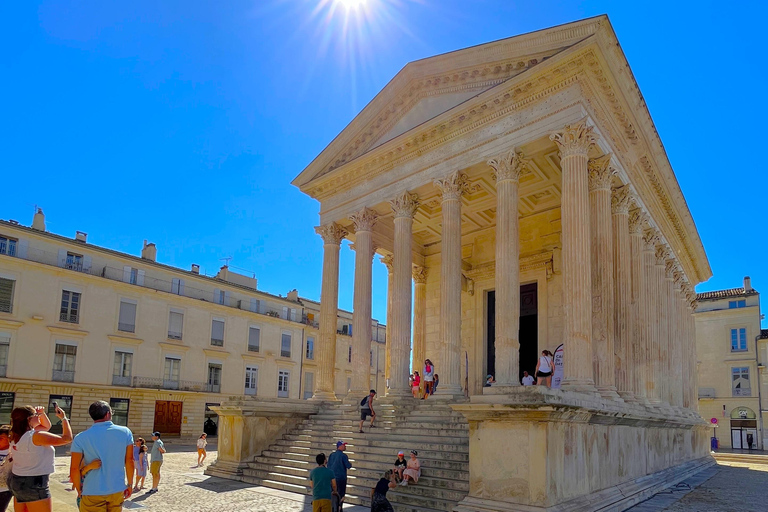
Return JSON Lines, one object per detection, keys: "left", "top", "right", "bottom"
{"left": 611, "top": 185, "right": 633, "bottom": 401}
{"left": 349, "top": 208, "right": 377, "bottom": 397}
{"left": 687, "top": 292, "right": 699, "bottom": 412}
{"left": 412, "top": 265, "right": 428, "bottom": 387}
{"left": 313, "top": 222, "right": 348, "bottom": 400}
{"left": 381, "top": 255, "right": 394, "bottom": 386}
{"left": 655, "top": 243, "right": 671, "bottom": 407}
{"left": 671, "top": 269, "right": 685, "bottom": 409}
{"left": 642, "top": 228, "right": 661, "bottom": 403}
{"left": 434, "top": 171, "right": 468, "bottom": 396}
{"left": 628, "top": 208, "right": 647, "bottom": 402}
{"left": 488, "top": 150, "right": 526, "bottom": 386}
{"left": 550, "top": 120, "right": 598, "bottom": 392}
{"left": 588, "top": 154, "right": 619, "bottom": 400}
{"left": 388, "top": 191, "right": 419, "bottom": 396}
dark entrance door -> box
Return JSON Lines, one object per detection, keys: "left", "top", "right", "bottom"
{"left": 153, "top": 401, "right": 183, "bottom": 435}
{"left": 486, "top": 283, "right": 538, "bottom": 384}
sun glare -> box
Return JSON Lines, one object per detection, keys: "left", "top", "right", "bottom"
{"left": 336, "top": 0, "right": 368, "bottom": 9}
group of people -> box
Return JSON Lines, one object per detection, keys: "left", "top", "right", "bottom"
{"left": 0, "top": 401, "right": 169, "bottom": 512}
{"left": 309, "top": 440, "right": 422, "bottom": 512}
{"left": 484, "top": 349, "right": 556, "bottom": 388}
{"left": 409, "top": 359, "right": 438, "bottom": 399}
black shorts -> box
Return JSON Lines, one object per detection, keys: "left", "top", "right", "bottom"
{"left": 361, "top": 408, "right": 373, "bottom": 420}
{"left": 536, "top": 371, "right": 552, "bottom": 378}
{"left": 9, "top": 473, "right": 50, "bottom": 503}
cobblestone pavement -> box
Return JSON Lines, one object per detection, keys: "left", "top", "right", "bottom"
{"left": 49, "top": 445, "right": 368, "bottom": 512}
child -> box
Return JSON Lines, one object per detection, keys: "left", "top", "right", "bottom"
{"left": 72, "top": 457, "right": 102, "bottom": 509}
{"left": 412, "top": 371, "right": 420, "bottom": 398}
{"left": 393, "top": 451, "right": 407, "bottom": 483}
{"left": 133, "top": 437, "right": 145, "bottom": 490}
{"left": 135, "top": 444, "right": 148, "bottom": 490}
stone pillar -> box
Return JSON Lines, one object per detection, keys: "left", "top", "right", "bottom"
{"left": 588, "top": 154, "right": 619, "bottom": 399}
{"left": 642, "top": 228, "right": 661, "bottom": 403}
{"left": 313, "top": 222, "right": 348, "bottom": 400}
{"left": 434, "top": 171, "right": 467, "bottom": 396}
{"left": 487, "top": 150, "right": 525, "bottom": 386}
{"left": 412, "top": 265, "right": 428, "bottom": 387}
{"left": 349, "top": 208, "right": 377, "bottom": 397}
{"left": 388, "top": 191, "right": 419, "bottom": 396}
{"left": 381, "top": 255, "right": 394, "bottom": 386}
{"left": 611, "top": 185, "right": 633, "bottom": 401}
{"left": 687, "top": 293, "right": 699, "bottom": 412}
{"left": 671, "top": 269, "right": 685, "bottom": 409}
{"left": 662, "top": 257, "right": 676, "bottom": 407}
{"left": 550, "top": 120, "right": 598, "bottom": 392}
{"left": 628, "top": 208, "right": 647, "bottom": 402}
{"left": 655, "top": 244, "right": 671, "bottom": 407}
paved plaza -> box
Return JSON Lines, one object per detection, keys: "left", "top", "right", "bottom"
{"left": 43, "top": 446, "right": 768, "bottom": 512}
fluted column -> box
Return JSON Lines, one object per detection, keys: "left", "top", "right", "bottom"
{"left": 381, "top": 255, "right": 394, "bottom": 386}
{"left": 551, "top": 120, "right": 598, "bottom": 392}
{"left": 313, "top": 222, "right": 348, "bottom": 400}
{"left": 488, "top": 150, "right": 526, "bottom": 386}
{"left": 663, "top": 258, "right": 677, "bottom": 407}
{"left": 687, "top": 293, "right": 699, "bottom": 412}
{"left": 412, "top": 266, "right": 428, "bottom": 386}
{"left": 349, "top": 208, "right": 377, "bottom": 396}
{"left": 434, "top": 171, "right": 467, "bottom": 396}
{"left": 589, "top": 154, "right": 619, "bottom": 399}
{"left": 611, "top": 185, "right": 633, "bottom": 401}
{"left": 642, "top": 228, "right": 661, "bottom": 403}
{"left": 628, "top": 208, "right": 648, "bottom": 402}
{"left": 655, "top": 244, "right": 671, "bottom": 406}
{"left": 388, "top": 192, "right": 419, "bottom": 396}
{"left": 670, "top": 269, "right": 685, "bottom": 409}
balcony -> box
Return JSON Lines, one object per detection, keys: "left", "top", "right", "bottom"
{"left": 211, "top": 338, "right": 224, "bottom": 347}
{"left": 60, "top": 312, "right": 79, "bottom": 323}
{"left": 206, "top": 383, "right": 221, "bottom": 393}
{"left": 167, "top": 331, "right": 182, "bottom": 340}
{"left": 112, "top": 375, "right": 131, "bottom": 387}
{"left": 131, "top": 376, "right": 207, "bottom": 392}
{"left": 64, "top": 261, "right": 85, "bottom": 272}
{"left": 52, "top": 370, "right": 75, "bottom": 382}
{"left": 118, "top": 323, "right": 135, "bottom": 333}
{"left": 244, "top": 387, "right": 257, "bottom": 396}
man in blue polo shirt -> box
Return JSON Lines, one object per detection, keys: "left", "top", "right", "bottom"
{"left": 70, "top": 401, "right": 135, "bottom": 511}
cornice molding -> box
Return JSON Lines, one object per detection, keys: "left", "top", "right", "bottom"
{"left": 203, "top": 348, "right": 231, "bottom": 359}
{"left": 464, "top": 251, "right": 553, "bottom": 281}
{"left": 0, "top": 318, "right": 24, "bottom": 330}
{"left": 47, "top": 325, "right": 89, "bottom": 337}
{"left": 159, "top": 341, "right": 190, "bottom": 352}
{"left": 107, "top": 334, "right": 144, "bottom": 346}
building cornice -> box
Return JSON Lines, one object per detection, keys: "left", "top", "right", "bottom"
{"left": 107, "top": 334, "right": 144, "bottom": 346}
{"left": 47, "top": 325, "right": 89, "bottom": 337}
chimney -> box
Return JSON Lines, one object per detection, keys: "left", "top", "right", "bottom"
{"left": 141, "top": 240, "right": 157, "bottom": 262}
{"left": 32, "top": 208, "right": 46, "bottom": 231}
{"left": 191, "top": 264, "right": 200, "bottom": 274}
{"left": 287, "top": 289, "right": 299, "bottom": 302}
{"left": 75, "top": 231, "right": 87, "bottom": 243}
{"left": 744, "top": 276, "right": 752, "bottom": 292}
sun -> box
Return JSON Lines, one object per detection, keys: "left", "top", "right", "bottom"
{"left": 335, "top": 0, "right": 368, "bottom": 9}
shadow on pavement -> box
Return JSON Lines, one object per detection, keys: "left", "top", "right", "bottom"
{"left": 185, "top": 477, "right": 253, "bottom": 493}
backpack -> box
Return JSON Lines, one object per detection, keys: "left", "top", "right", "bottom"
{"left": 360, "top": 396, "right": 369, "bottom": 407}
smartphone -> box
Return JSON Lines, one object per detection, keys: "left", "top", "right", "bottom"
{"left": 52, "top": 401, "right": 59, "bottom": 411}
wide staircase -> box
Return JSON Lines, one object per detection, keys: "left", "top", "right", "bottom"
{"left": 242, "top": 397, "right": 470, "bottom": 512}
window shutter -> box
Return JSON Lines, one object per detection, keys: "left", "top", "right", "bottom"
{"left": 58, "top": 249, "right": 68, "bottom": 268}
{"left": 250, "top": 298, "right": 259, "bottom": 313}
{"left": 169, "top": 311, "right": 183, "bottom": 336}
{"left": 223, "top": 291, "right": 231, "bottom": 306}
{"left": 16, "top": 239, "right": 28, "bottom": 259}
{"left": 248, "top": 326, "right": 260, "bottom": 350}
{"left": 118, "top": 302, "right": 137, "bottom": 328}
{"left": 214, "top": 288, "right": 221, "bottom": 304}
{"left": 291, "top": 309, "right": 298, "bottom": 322}
{"left": 123, "top": 266, "right": 131, "bottom": 283}
{"left": 282, "top": 306, "right": 288, "bottom": 319}
{"left": 178, "top": 279, "right": 185, "bottom": 296}
{"left": 137, "top": 270, "right": 145, "bottom": 286}
{"left": 211, "top": 319, "right": 225, "bottom": 340}
{"left": 82, "top": 255, "right": 92, "bottom": 273}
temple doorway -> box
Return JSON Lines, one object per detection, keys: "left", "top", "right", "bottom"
{"left": 486, "top": 283, "right": 538, "bottom": 384}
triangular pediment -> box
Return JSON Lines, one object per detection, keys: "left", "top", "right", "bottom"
{"left": 294, "top": 16, "right": 607, "bottom": 191}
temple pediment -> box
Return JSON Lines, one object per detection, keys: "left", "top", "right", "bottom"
{"left": 293, "top": 16, "right": 607, "bottom": 189}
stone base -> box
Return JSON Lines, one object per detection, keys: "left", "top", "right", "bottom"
{"left": 454, "top": 456, "right": 714, "bottom": 512}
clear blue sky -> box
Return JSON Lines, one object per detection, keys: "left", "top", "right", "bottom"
{"left": 2, "top": 1, "right": 766, "bottom": 327}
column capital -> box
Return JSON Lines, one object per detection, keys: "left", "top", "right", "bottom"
{"left": 315, "top": 223, "right": 348, "bottom": 245}
{"left": 587, "top": 154, "right": 616, "bottom": 191}
{"left": 412, "top": 265, "right": 429, "bottom": 284}
{"left": 389, "top": 191, "right": 420, "bottom": 219}
{"left": 628, "top": 208, "right": 647, "bottom": 235}
{"left": 665, "top": 258, "right": 678, "bottom": 279}
{"left": 349, "top": 207, "right": 378, "bottom": 232}
{"left": 434, "top": 171, "right": 469, "bottom": 201}
{"left": 611, "top": 185, "right": 631, "bottom": 214}
{"left": 488, "top": 149, "right": 527, "bottom": 183}
{"left": 642, "top": 228, "right": 660, "bottom": 251}
{"left": 655, "top": 244, "right": 670, "bottom": 266}
{"left": 550, "top": 119, "right": 598, "bottom": 158}
{"left": 673, "top": 269, "right": 686, "bottom": 290}
{"left": 380, "top": 254, "right": 394, "bottom": 272}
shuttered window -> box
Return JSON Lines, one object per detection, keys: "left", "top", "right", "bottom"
{"left": 0, "top": 278, "right": 14, "bottom": 313}
{"left": 168, "top": 311, "right": 183, "bottom": 340}
{"left": 211, "top": 319, "right": 225, "bottom": 346}
{"left": 118, "top": 301, "right": 136, "bottom": 333}
{"left": 248, "top": 326, "right": 260, "bottom": 352}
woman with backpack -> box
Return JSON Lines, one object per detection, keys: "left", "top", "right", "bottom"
{"left": 358, "top": 390, "right": 376, "bottom": 433}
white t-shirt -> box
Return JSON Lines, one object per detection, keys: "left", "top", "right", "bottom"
{"left": 522, "top": 375, "right": 535, "bottom": 386}
{"left": 538, "top": 356, "right": 552, "bottom": 373}
{"left": 9, "top": 430, "right": 55, "bottom": 477}
{"left": 197, "top": 438, "right": 207, "bottom": 449}
{"left": 0, "top": 448, "right": 10, "bottom": 492}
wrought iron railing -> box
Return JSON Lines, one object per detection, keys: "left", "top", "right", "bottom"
{"left": 52, "top": 370, "right": 75, "bottom": 382}
{"left": 206, "top": 383, "right": 221, "bottom": 393}
{"left": 131, "top": 376, "right": 208, "bottom": 392}
{"left": 167, "top": 331, "right": 182, "bottom": 340}
{"left": 60, "top": 312, "right": 79, "bottom": 323}
{"left": 112, "top": 375, "right": 131, "bottom": 386}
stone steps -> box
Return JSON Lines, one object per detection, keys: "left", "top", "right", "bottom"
{"left": 248, "top": 461, "right": 469, "bottom": 485}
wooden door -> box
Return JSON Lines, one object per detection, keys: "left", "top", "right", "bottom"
{"left": 153, "top": 401, "right": 183, "bottom": 435}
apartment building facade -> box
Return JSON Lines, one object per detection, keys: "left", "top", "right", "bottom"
{"left": 0, "top": 209, "right": 385, "bottom": 439}
{"left": 695, "top": 276, "right": 766, "bottom": 450}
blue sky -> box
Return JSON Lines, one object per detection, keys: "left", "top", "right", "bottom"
{"left": 1, "top": 1, "right": 766, "bottom": 327}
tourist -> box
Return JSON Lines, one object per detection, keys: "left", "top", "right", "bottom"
{"left": 370, "top": 469, "right": 396, "bottom": 512}
{"left": 358, "top": 390, "right": 376, "bottom": 433}
{"left": 536, "top": 350, "right": 554, "bottom": 387}
{"left": 327, "top": 440, "right": 351, "bottom": 510}
{"left": 400, "top": 450, "right": 421, "bottom": 486}
{"left": 423, "top": 360, "right": 435, "bottom": 398}
{"left": 147, "top": 432, "right": 166, "bottom": 494}
{"left": 135, "top": 445, "right": 148, "bottom": 491}
{"left": 8, "top": 405, "right": 72, "bottom": 512}
{"left": 132, "top": 438, "right": 145, "bottom": 490}
{"left": 0, "top": 425, "right": 12, "bottom": 512}
{"left": 309, "top": 453, "right": 337, "bottom": 512}
{"left": 522, "top": 371, "right": 534, "bottom": 386}
{"left": 196, "top": 433, "right": 208, "bottom": 467}
{"left": 392, "top": 451, "right": 407, "bottom": 483}
{"left": 433, "top": 374, "right": 439, "bottom": 393}
{"left": 484, "top": 374, "right": 495, "bottom": 387}
{"left": 70, "top": 400, "right": 135, "bottom": 511}
{"left": 412, "top": 371, "right": 421, "bottom": 398}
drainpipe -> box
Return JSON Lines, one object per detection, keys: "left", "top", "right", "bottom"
{"left": 756, "top": 333, "right": 764, "bottom": 450}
